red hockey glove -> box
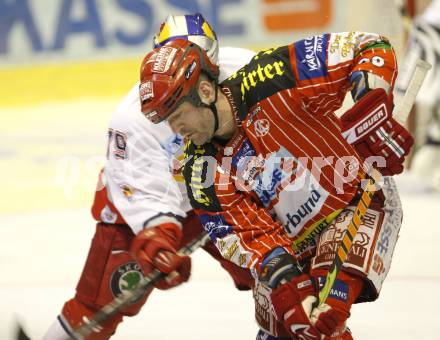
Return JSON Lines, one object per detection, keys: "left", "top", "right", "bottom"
{"left": 310, "top": 269, "right": 364, "bottom": 339}
{"left": 271, "top": 274, "right": 340, "bottom": 339}
{"left": 340, "top": 88, "right": 414, "bottom": 176}
{"left": 130, "top": 223, "right": 191, "bottom": 290}
{"left": 259, "top": 249, "right": 339, "bottom": 339}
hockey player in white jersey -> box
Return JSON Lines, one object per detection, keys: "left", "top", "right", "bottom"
{"left": 397, "top": 0, "right": 440, "bottom": 188}
{"left": 43, "top": 13, "right": 256, "bottom": 340}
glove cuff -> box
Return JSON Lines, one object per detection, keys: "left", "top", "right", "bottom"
{"left": 130, "top": 222, "right": 183, "bottom": 257}
{"left": 154, "top": 222, "right": 183, "bottom": 249}
{"left": 259, "top": 247, "right": 302, "bottom": 288}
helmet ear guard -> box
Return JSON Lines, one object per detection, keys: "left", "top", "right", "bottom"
{"left": 139, "top": 39, "right": 219, "bottom": 124}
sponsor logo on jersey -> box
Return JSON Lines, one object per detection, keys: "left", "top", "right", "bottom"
{"left": 291, "top": 209, "right": 342, "bottom": 254}
{"left": 223, "top": 241, "right": 239, "bottom": 261}
{"left": 163, "top": 134, "right": 186, "bottom": 181}
{"left": 238, "top": 153, "right": 266, "bottom": 189}
{"left": 313, "top": 207, "right": 378, "bottom": 271}
{"left": 253, "top": 146, "right": 294, "bottom": 207}
{"left": 120, "top": 184, "right": 144, "bottom": 202}
{"left": 121, "top": 185, "right": 134, "bottom": 200}
{"left": 222, "top": 86, "right": 240, "bottom": 118}
{"left": 108, "top": 129, "right": 127, "bottom": 160}
{"left": 254, "top": 119, "right": 270, "bottom": 137}
{"left": 190, "top": 150, "right": 212, "bottom": 207}
{"left": 227, "top": 46, "right": 295, "bottom": 105}
{"left": 110, "top": 262, "right": 144, "bottom": 303}
{"left": 328, "top": 32, "right": 356, "bottom": 66}
{"left": 199, "top": 214, "right": 233, "bottom": 241}
{"left": 153, "top": 46, "right": 177, "bottom": 73}
{"left": 216, "top": 234, "right": 252, "bottom": 267}
{"left": 245, "top": 106, "right": 262, "bottom": 127}
{"left": 114, "top": 132, "right": 127, "bottom": 159}
{"left": 253, "top": 282, "right": 272, "bottom": 332}
{"left": 329, "top": 31, "right": 356, "bottom": 57}
{"left": 239, "top": 60, "right": 285, "bottom": 100}
{"left": 372, "top": 254, "right": 386, "bottom": 274}
{"left": 284, "top": 188, "right": 323, "bottom": 231}
{"left": 254, "top": 167, "right": 285, "bottom": 206}
{"left": 376, "top": 212, "right": 393, "bottom": 256}
{"left": 183, "top": 142, "right": 222, "bottom": 212}
{"left": 295, "top": 34, "right": 328, "bottom": 80}
{"left": 232, "top": 139, "right": 257, "bottom": 172}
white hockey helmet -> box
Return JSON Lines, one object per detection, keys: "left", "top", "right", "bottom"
{"left": 153, "top": 13, "right": 219, "bottom": 65}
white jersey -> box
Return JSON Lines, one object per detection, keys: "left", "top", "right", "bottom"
{"left": 422, "top": 0, "right": 440, "bottom": 28}
{"left": 395, "top": 0, "right": 440, "bottom": 189}
{"left": 92, "top": 47, "right": 256, "bottom": 234}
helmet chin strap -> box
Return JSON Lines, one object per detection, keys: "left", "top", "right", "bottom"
{"left": 200, "top": 82, "right": 219, "bottom": 137}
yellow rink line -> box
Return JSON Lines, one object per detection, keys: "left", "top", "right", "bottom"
{"left": 0, "top": 58, "right": 142, "bottom": 107}
{"left": 0, "top": 44, "right": 264, "bottom": 108}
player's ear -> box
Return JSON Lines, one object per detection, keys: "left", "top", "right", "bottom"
{"left": 197, "top": 77, "right": 216, "bottom": 104}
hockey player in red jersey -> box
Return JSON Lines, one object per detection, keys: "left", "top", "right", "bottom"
{"left": 140, "top": 33, "right": 414, "bottom": 339}
{"left": 43, "top": 14, "right": 256, "bottom": 340}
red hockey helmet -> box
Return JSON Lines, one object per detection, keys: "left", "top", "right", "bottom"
{"left": 139, "top": 39, "right": 219, "bottom": 124}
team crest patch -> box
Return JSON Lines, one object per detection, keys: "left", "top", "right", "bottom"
{"left": 110, "top": 262, "right": 144, "bottom": 302}
{"left": 100, "top": 205, "right": 118, "bottom": 224}
{"left": 254, "top": 119, "right": 270, "bottom": 137}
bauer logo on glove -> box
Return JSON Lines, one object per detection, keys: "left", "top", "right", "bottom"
{"left": 340, "top": 88, "right": 414, "bottom": 176}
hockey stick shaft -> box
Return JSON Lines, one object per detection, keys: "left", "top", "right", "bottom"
{"left": 71, "top": 231, "right": 210, "bottom": 339}
{"left": 393, "top": 58, "right": 431, "bottom": 125}
{"left": 318, "top": 58, "right": 431, "bottom": 305}
{"left": 318, "top": 171, "right": 379, "bottom": 305}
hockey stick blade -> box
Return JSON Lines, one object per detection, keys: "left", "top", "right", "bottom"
{"left": 318, "top": 58, "right": 431, "bottom": 306}
{"left": 70, "top": 231, "right": 210, "bottom": 339}
{"left": 16, "top": 324, "right": 31, "bottom": 340}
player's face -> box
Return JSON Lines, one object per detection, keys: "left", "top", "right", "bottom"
{"left": 167, "top": 101, "right": 215, "bottom": 145}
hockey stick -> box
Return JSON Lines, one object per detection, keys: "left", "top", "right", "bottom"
{"left": 15, "top": 231, "right": 210, "bottom": 340}
{"left": 318, "top": 58, "right": 431, "bottom": 306}
{"left": 68, "top": 230, "right": 210, "bottom": 339}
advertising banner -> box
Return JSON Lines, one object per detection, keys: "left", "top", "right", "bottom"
{"left": 0, "top": 0, "right": 346, "bottom": 64}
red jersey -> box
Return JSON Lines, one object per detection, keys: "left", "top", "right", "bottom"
{"left": 182, "top": 32, "right": 398, "bottom": 273}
